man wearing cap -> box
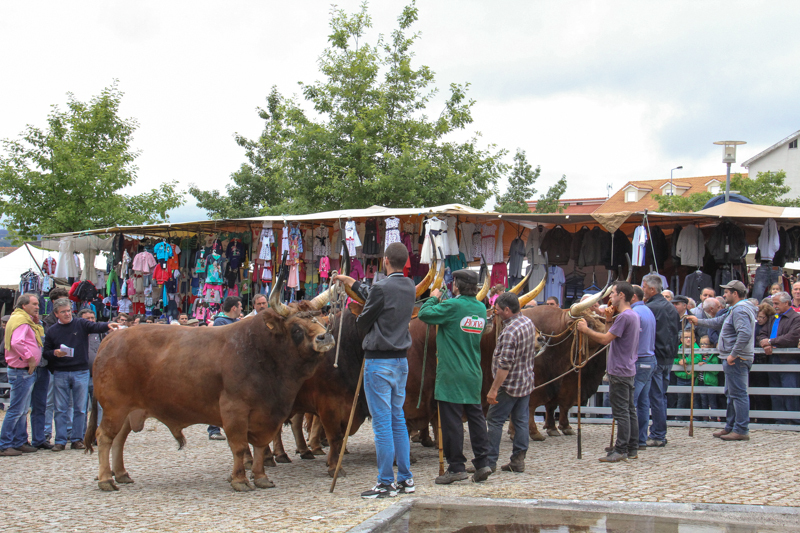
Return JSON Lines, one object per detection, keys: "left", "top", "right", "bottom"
{"left": 671, "top": 295, "right": 690, "bottom": 320}
{"left": 417, "top": 268, "right": 492, "bottom": 484}
{"left": 686, "top": 280, "right": 756, "bottom": 441}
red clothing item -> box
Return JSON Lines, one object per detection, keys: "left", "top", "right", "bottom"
{"left": 490, "top": 262, "right": 508, "bottom": 288}
{"left": 152, "top": 263, "right": 171, "bottom": 285}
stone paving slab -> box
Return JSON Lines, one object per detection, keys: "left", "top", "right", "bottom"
{"left": 1, "top": 411, "right": 798, "bottom": 532}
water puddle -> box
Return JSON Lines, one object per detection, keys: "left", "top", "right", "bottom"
{"left": 382, "top": 503, "right": 794, "bottom": 533}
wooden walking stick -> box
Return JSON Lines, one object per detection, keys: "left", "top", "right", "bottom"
{"left": 437, "top": 400, "right": 445, "bottom": 476}
{"left": 330, "top": 358, "right": 365, "bottom": 493}
{"left": 689, "top": 322, "right": 696, "bottom": 437}
{"left": 609, "top": 419, "right": 615, "bottom": 450}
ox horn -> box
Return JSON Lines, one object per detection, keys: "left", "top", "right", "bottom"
{"left": 570, "top": 273, "right": 613, "bottom": 316}
{"left": 508, "top": 268, "right": 532, "bottom": 295}
{"left": 476, "top": 264, "right": 491, "bottom": 302}
{"left": 518, "top": 273, "right": 546, "bottom": 308}
{"left": 415, "top": 257, "right": 437, "bottom": 297}
{"left": 625, "top": 253, "right": 632, "bottom": 283}
{"left": 344, "top": 284, "right": 365, "bottom": 304}
{"left": 308, "top": 286, "right": 334, "bottom": 310}
{"left": 431, "top": 252, "right": 446, "bottom": 293}
{"left": 268, "top": 260, "right": 291, "bottom": 317}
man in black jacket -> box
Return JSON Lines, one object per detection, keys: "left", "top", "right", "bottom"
{"left": 642, "top": 273, "right": 680, "bottom": 447}
{"left": 757, "top": 292, "right": 800, "bottom": 424}
{"left": 334, "top": 242, "right": 416, "bottom": 499}
{"left": 43, "top": 298, "right": 118, "bottom": 451}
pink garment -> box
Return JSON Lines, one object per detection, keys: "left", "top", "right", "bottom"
{"left": 488, "top": 294, "right": 499, "bottom": 306}
{"left": 5, "top": 323, "right": 42, "bottom": 368}
{"left": 126, "top": 278, "right": 136, "bottom": 296}
{"left": 350, "top": 259, "right": 365, "bottom": 280}
{"left": 319, "top": 256, "right": 331, "bottom": 279}
{"left": 490, "top": 262, "right": 508, "bottom": 288}
{"left": 132, "top": 251, "right": 157, "bottom": 274}
{"left": 287, "top": 264, "right": 300, "bottom": 288}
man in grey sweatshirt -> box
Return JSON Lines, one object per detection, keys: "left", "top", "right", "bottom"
{"left": 687, "top": 280, "right": 756, "bottom": 441}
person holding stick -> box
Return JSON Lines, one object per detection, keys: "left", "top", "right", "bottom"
{"left": 417, "top": 269, "right": 492, "bottom": 484}
{"left": 577, "top": 281, "right": 640, "bottom": 462}
{"left": 333, "top": 242, "right": 416, "bottom": 499}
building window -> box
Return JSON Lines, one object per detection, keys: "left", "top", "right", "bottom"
{"left": 625, "top": 190, "right": 637, "bottom": 203}
{"left": 710, "top": 185, "right": 720, "bottom": 194}
{"left": 790, "top": 139, "right": 798, "bottom": 149}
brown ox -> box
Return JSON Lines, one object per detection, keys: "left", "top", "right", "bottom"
{"left": 86, "top": 277, "right": 335, "bottom": 492}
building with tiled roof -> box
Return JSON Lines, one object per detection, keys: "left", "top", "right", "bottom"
{"left": 594, "top": 174, "right": 747, "bottom": 213}
{"left": 526, "top": 197, "right": 606, "bottom": 214}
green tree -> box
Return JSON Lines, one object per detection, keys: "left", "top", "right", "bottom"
{"left": 534, "top": 175, "right": 568, "bottom": 213}
{"left": 495, "top": 149, "right": 540, "bottom": 213}
{"left": 653, "top": 170, "right": 800, "bottom": 212}
{"left": 191, "top": 2, "right": 506, "bottom": 218}
{"left": 0, "top": 82, "right": 183, "bottom": 241}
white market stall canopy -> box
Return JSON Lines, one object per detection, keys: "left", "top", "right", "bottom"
{"left": 0, "top": 245, "right": 107, "bottom": 290}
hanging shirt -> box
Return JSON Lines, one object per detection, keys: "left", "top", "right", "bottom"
{"left": 132, "top": 251, "right": 157, "bottom": 274}
{"left": 166, "top": 244, "right": 181, "bottom": 272}
{"left": 675, "top": 224, "right": 706, "bottom": 268}
{"left": 544, "top": 265, "right": 565, "bottom": 304}
{"left": 758, "top": 218, "right": 780, "bottom": 261}
{"left": 632, "top": 225, "right": 648, "bottom": 267}
{"left": 42, "top": 257, "right": 57, "bottom": 275}
{"left": 341, "top": 221, "right": 362, "bottom": 257}
{"left": 490, "top": 262, "right": 508, "bottom": 288}
{"left": 205, "top": 254, "right": 224, "bottom": 284}
{"left": 507, "top": 237, "right": 525, "bottom": 278}
{"left": 226, "top": 239, "right": 245, "bottom": 269}
{"left": 154, "top": 241, "right": 174, "bottom": 263}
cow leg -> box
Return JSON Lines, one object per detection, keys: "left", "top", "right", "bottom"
{"left": 545, "top": 403, "right": 561, "bottom": 436}
{"left": 249, "top": 445, "right": 275, "bottom": 489}
{"left": 111, "top": 417, "right": 135, "bottom": 484}
{"left": 528, "top": 409, "right": 546, "bottom": 442}
{"left": 290, "top": 413, "right": 314, "bottom": 460}
{"left": 263, "top": 442, "right": 277, "bottom": 467}
{"left": 558, "top": 403, "right": 575, "bottom": 435}
{"left": 243, "top": 446, "right": 254, "bottom": 470}
{"left": 270, "top": 426, "right": 291, "bottom": 464}
{"left": 97, "top": 411, "right": 127, "bottom": 491}
{"left": 221, "top": 407, "right": 254, "bottom": 491}
{"left": 308, "top": 415, "right": 326, "bottom": 455}
{"left": 320, "top": 414, "right": 347, "bottom": 478}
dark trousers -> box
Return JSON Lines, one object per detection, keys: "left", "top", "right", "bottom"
{"left": 438, "top": 401, "right": 489, "bottom": 473}
{"left": 30, "top": 367, "right": 50, "bottom": 446}
{"left": 609, "top": 374, "right": 638, "bottom": 455}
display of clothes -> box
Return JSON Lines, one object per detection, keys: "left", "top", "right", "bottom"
{"left": 481, "top": 223, "right": 497, "bottom": 264}
{"left": 544, "top": 265, "right": 565, "bottom": 305}
{"left": 675, "top": 224, "right": 705, "bottom": 268}
{"left": 420, "top": 217, "right": 447, "bottom": 264}
{"left": 540, "top": 225, "right": 572, "bottom": 265}
{"left": 526, "top": 225, "right": 547, "bottom": 265}
{"left": 342, "top": 220, "right": 362, "bottom": 257}
{"left": 680, "top": 270, "right": 713, "bottom": 302}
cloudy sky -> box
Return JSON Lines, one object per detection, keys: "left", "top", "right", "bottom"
{"left": 2, "top": 1, "right": 798, "bottom": 222}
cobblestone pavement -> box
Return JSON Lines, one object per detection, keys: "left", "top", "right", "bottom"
{"left": 1, "top": 411, "right": 799, "bottom": 532}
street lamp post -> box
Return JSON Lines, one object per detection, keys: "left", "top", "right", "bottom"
{"left": 670, "top": 165, "right": 683, "bottom": 196}
{"left": 713, "top": 141, "right": 746, "bottom": 202}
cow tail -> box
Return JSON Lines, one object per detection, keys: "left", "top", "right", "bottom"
{"left": 84, "top": 395, "right": 98, "bottom": 455}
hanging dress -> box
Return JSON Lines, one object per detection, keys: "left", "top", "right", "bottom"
{"left": 481, "top": 223, "right": 497, "bottom": 265}
{"left": 362, "top": 218, "right": 380, "bottom": 255}
{"left": 281, "top": 226, "right": 290, "bottom": 259}
{"left": 445, "top": 216, "right": 459, "bottom": 256}
{"left": 313, "top": 226, "right": 330, "bottom": 257}
{"left": 385, "top": 217, "right": 401, "bottom": 249}
{"left": 420, "top": 217, "right": 447, "bottom": 264}
{"left": 342, "top": 221, "right": 362, "bottom": 257}
{"left": 472, "top": 224, "right": 483, "bottom": 261}
{"left": 55, "top": 238, "right": 79, "bottom": 279}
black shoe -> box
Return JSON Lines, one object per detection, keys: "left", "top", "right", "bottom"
{"left": 435, "top": 471, "right": 469, "bottom": 484}
{"left": 646, "top": 439, "right": 667, "bottom": 447}
{"left": 397, "top": 479, "right": 415, "bottom": 494}
{"left": 627, "top": 449, "right": 638, "bottom": 459}
{"left": 36, "top": 442, "right": 54, "bottom": 450}
{"left": 361, "top": 483, "right": 397, "bottom": 499}
{"left": 466, "top": 464, "right": 496, "bottom": 474}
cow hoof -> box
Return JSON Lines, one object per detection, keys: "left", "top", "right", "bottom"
{"left": 265, "top": 457, "right": 277, "bottom": 468}
{"left": 531, "top": 433, "right": 547, "bottom": 442}
{"left": 420, "top": 437, "right": 435, "bottom": 448}
{"left": 275, "top": 453, "right": 292, "bottom": 464}
{"left": 231, "top": 480, "right": 254, "bottom": 492}
{"left": 253, "top": 476, "right": 276, "bottom": 489}
{"left": 546, "top": 429, "right": 561, "bottom": 437}
{"left": 328, "top": 467, "right": 345, "bottom": 478}
{"left": 114, "top": 472, "right": 134, "bottom": 484}
{"left": 299, "top": 450, "right": 315, "bottom": 460}
{"left": 409, "top": 453, "right": 418, "bottom": 464}
{"left": 311, "top": 447, "right": 325, "bottom": 456}
{"left": 98, "top": 480, "right": 118, "bottom": 492}
{"left": 561, "top": 428, "right": 576, "bottom": 436}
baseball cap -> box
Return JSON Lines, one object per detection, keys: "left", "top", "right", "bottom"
{"left": 720, "top": 280, "right": 747, "bottom": 293}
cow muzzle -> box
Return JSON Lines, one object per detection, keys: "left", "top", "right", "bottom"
{"left": 314, "top": 332, "right": 335, "bottom": 353}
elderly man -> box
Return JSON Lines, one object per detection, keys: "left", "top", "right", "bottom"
{"left": 0, "top": 294, "right": 45, "bottom": 456}
{"left": 692, "top": 297, "right": 722, "bottom": 346}
{"left": 43, "top": 298, "right": 118, "bottom": 451}
{"left": 246, "top": 294, "right": 268, "bottom": 317}
{"left": 756, "top": 292, "right": 800, "bottom": 424}
{"left": 642, "top": 273, "right": 680, "bottom": 448}
{"left": 687, "top": 280, "right": 757, "bottom": 441}
{"left": 792, "top": 282, "right": 800, "bottom": 312}
{"left": 661, "top": 290, "right": 674, "bottom": 302}
{"left": 672, "top": 295, "right": 689, "bottom": 320}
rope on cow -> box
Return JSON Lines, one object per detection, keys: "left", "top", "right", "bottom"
{"left": 530, "top": 342, "right": 609, "bottom": 393}
{"left": 329, "top": 271, "right": 348, "bottom": 369}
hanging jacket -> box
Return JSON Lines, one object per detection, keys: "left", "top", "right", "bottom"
{"left": 539, "top": 225, "right": 572, "bottom": 265}
{"left": 707, "top": 220, "right": 747, "bottom": 264}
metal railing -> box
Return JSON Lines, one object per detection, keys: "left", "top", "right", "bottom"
{"left": 537, "top": 347, "right": 800, "bottom": 432}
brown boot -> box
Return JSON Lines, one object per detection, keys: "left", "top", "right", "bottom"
{"left": 500, "top": 451, "right": 526, "bottom": 473}
{"left": 713, "top": 428, "right": 731, "bottom": 438}
{"left": 719, "top": 431, "right": 749, "bottom": 441}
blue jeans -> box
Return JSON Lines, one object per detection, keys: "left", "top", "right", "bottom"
{"left": 53, "top": 370, "right": 90, "bottom": 445}
{"left": 768, "top": 353, "right": 800, "bottom": 424}
{"left": 0, "top": 367, "right": 36, "bottom": 450}
{"left": 648, "top": 362, "right": 671, "bottom": 441}
{"left": 634, "top": 356, "right": 656, "bottom": 447}
{"left": 30, "top": 367, "right": 50, "bottom": 446}
{"left": 363, "top": 358, "right": 412, "bottom": 486}
{"left": 486, "top": 389, "right": 530, "bottom": 467}
{"left": 723, "top": 357, "right": 752, "bottom": 434}
{"left": 751, "top": 264, "right": 782, "bottom": 302}
{"left": 45, "top": 377, "right": 72, "bottom": 440}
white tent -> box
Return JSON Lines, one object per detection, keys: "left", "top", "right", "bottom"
{"left": 0, "top": 245, "right": 106, "bottom": 290}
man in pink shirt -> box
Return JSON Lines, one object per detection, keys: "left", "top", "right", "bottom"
{"left": 0, "top": 294, "right": 45, "bottom": 456}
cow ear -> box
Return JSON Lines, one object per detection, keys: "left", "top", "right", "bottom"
{"left": 348, "top": 302, "right": 364, "bottom": 317}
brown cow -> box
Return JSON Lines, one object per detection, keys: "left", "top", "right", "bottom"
{"left": 85, "top": 276, "right": 335, "bottom": 492}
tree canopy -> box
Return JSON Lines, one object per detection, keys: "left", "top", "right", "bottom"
{"left": 653, "top": 170, "right": 800, "bottom": 212}
{"left": 495, "top": 149, "right": 540, "bottom": 213}
{"left": 190, "top": 2, "right": 506, "bottom": 218}
{"left": 534, "top": 175, "right": 568, "bottom": 213}
{"left": 0, "top": 82, "right": 183, "bottom": 241}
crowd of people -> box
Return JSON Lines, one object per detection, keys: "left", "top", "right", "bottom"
{"left": 0, "top": 288, "right": 269, "bottom": 456}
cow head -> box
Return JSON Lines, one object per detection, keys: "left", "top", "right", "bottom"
{"left": 261, "top": 309, "right": 335, "bottom": 356}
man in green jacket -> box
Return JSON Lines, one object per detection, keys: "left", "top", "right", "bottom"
{"left": 418, "top": 269, "right": 492, "bottom": 484}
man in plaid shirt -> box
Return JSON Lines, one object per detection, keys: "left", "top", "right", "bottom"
{"left": 486, "top": 292, "right": 537, "bottom": 473}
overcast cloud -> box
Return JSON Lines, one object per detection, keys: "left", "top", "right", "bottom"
{"left": 1, "top": 1, "right": 798, "bottom": 222}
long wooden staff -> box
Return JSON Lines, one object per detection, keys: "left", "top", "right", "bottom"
{"left": 330, "top": 358, "right": 365, "bottom": 493}
{"left": 609, "top": 419, "right": 616, "bottom": 450}
{"left": 437, "top": 400, "right": 445, "bottom": 476}
{"left": 689, "top": 322, "right": 696, "bottom": 437}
